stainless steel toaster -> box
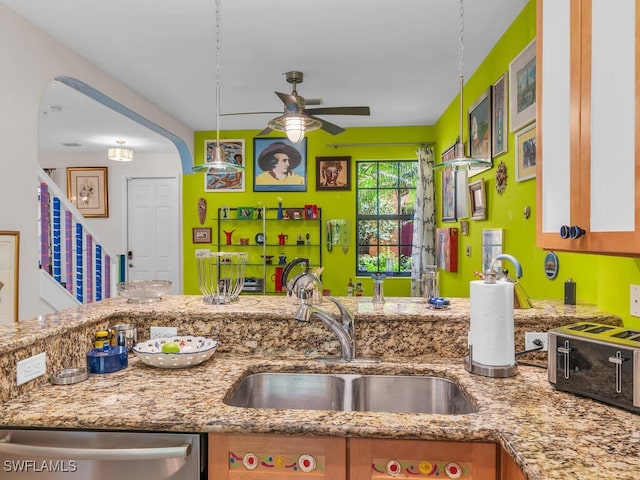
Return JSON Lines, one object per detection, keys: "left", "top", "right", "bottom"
{"left": 548, "top": 322, "right": 640, "bottom": 413}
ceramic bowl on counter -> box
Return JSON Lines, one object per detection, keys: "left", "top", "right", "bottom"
{"left": 133, "top": 336, "right": 218, "bottom": 368}
{"left": 117, "top": 280, "right": 172, "bottom": 303}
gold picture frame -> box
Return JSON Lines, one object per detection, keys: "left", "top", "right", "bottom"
{"left": 515, "top": 123, "right": 537, "bottom": 182}
{"left": 66, "top": 167, "right": 109, "bottom": 218}
{"left": 468, "top": 179, "right": 487, "bottom": 220}
{"left": 0, "top": 231, "right": 20, "bottom": 323}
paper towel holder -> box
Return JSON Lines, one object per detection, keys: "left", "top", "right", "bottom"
{"left": 464, "top": 345, "right": 518, "bottom": 378}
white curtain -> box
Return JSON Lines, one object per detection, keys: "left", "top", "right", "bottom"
{"left": 410, "top": 145, "right": 436, "bottom": 296}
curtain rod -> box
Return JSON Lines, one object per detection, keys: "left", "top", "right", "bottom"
{"left": 325, "top": 141, "right": 435, "bottom": 149}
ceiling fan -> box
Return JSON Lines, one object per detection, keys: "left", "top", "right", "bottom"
{"left": 222, "top": 70, "right": 371, "bottom": 143}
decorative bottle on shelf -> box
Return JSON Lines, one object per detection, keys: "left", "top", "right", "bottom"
{"left": 347, "top": 277, "right": 354, "bottom": 296}
{"left": 277, "top": 198, "right": 283, "bottom": 220}
{"left": 355, "top": 281, "right": 363, "bottom": 297}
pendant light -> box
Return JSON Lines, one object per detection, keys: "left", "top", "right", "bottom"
{"left": 433, "top": 0, "right": 492, "bottom": 170}
{"left": 108, "top": 140, "right": 133, "bottom": 162}
{"left": 192, "top": 0, "right": 245, "bottom": 174}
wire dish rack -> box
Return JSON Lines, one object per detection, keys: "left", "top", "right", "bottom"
{"left": 196, "top": 251, "right": 247, "bottom": 304}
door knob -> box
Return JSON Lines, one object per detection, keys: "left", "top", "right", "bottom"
{"left": 128, "top": 263, "right": 134, "bottom": 268}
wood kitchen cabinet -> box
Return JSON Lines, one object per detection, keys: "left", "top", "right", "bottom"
{"left": 209, "top": 433, "right": 497, "bottom": 479}
{"left": 499, "top": 447, "right": 527, "bottom": 480}
{"left": 209, "top": 433, "right": 347, "bottom": 479}
{"left": 537, "top": 0, "right": 640, "bottom": 255}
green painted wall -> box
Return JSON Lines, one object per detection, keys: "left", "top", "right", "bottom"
{"left": 183, "top": 126, "right": 436, "bottom": 298}
{"left": 184, "top": 0, "right": 640, "bottom": 327}
{"left": 433, "top": 0, "right": 640, "bottom": 328}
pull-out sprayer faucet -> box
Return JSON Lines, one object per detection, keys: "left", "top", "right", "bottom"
{"left": 294, "top": 296, "right": 355, "bottom": 361}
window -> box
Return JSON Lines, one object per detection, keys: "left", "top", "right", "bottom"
{"left": 356, "top": 160, "right": 418, "bottom": 276}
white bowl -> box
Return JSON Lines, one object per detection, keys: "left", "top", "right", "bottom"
{"left": 133, "top": 336, "right": 218, "bottom": 368}
{"left": 117, "top": 280, "right": 172, "bottom": 303}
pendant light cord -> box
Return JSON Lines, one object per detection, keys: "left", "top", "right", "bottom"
{"left": 458, "top": 0, "right": 464, "bottom": 147}
{"left": 215, "top": 0, "right": 221, "bottom": 148}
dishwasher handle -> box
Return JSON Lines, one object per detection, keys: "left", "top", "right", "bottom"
{"left": 0, "top": 435, "right": 191, "bottom": 461}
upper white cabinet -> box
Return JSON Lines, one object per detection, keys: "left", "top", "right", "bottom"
{"left": 537, "top": 0, "right": 640, "bottom": 254}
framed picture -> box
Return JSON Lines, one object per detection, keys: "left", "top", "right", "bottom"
{"left": 468, "top": 179, "right": 487, "bottom": 220}
{"left": 509, "top": 39, "right": 536, "bottom": 132}
{"left": 253, "top": 138, "right": 307, "bottom": 192}
{"left": 436, "top": 227, "right": 458, "bottom": 272}
{"left": 316, "top": 156, "right": 351, "bottom": 191}
{"left": 284, "top": 208, "right": 304, "bottom": 220}
{"left": 192, "top": 227, "right": 212, "bottom": 244}
{"left": 304, "top": 204, "right": 318, "bottom": 219}
{"left": 492, "top": 73, "right": 508, "bottom": 157}
{"left": 460, "top": 220, "right": 470, "bottom": 236}
{"left": 441, "top": 142, "right": 456, "bottom": 163}
{"left": 204, "top": 139, "right": 245, "bottom": 192}
{"left": 468, "top": 88, "right": 492, "bottom": 177}
{"left": 441, "top": 168, "right": 456, "bottom": 222}
{"left": 66, "top": 167, "right": 109, "bottom": 218}
{"left": 482, "top": 228, "right": 503, "bottom": 274}
{"left": 237, "top": 207, "right": 254, "bottom": 220}
{"left": 0, "top": 231, "right": 19, "bottom": 323}
{"left": 515, "top": 123, "right": 537, "bottom": 182}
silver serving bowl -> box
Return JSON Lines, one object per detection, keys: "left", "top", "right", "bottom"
{"left": 117, "top": 280, "right": 172, "bottom": 303}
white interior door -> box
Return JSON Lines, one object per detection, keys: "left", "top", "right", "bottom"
{"left": 126, "top": 177, "right": 180, "bottom": 293}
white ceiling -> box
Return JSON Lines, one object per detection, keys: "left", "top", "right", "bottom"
{"left": 3, "top": 0, "right": 529, "bottom": 154}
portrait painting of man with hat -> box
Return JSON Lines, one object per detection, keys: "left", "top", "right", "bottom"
{"left": 254, "top": 138, "right": 307, "bottom": 192}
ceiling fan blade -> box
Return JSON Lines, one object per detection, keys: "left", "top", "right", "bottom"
{"left": 220, "top": 111, "right": 281, "bottom": 116}
{"left": 310, "top": 116, "right": 345, "bottom": 135}
{"left": 275, "top": 91, "right": 300, "bottom": 110}
{"left": 257, "top": 126, "right": 273, "bottom": 136}
{"left": 305, "top": 106, "right": 370, "bottom": 116}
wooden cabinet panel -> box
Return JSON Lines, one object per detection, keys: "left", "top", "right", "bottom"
{"left": 537, "top": 0, "right": 640, "bottom": 255}
{"left": 499, "top": 448, "right": 527, "bottom": 480}
{"left": 349, "top": 438, "right": 497, "bottom": 480}
{"left": 209, "top": 433, "right": 346, "bottom": 480}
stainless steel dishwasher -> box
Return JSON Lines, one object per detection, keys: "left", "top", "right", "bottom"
{"left": 0, "top": 430, "right": 205, "bottom": 479}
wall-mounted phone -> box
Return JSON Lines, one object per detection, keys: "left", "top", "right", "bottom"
{"left": 327, "top": 219, "right": 349, "bottom": 253}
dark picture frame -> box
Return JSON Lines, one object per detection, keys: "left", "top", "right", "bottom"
{"left": 441, "top": 168, "right": 456, "bottom": 222}
{"left": 441, "top": 142, "right": 456, "bottom": 163}
{"left": 253, "top": 138, "right": 307, "bottom": 192}
{"left": 192, "top": 227, "right": 212, "bottom": 244}
{"left": 66, "top": 166, "right": 109, "bottom": 218}
{"left": 468, "top": 88, "right": 492, "bottom": 161}
{"left": 204, "top": 139, "right": 245, "bottom": 192}
{"left": 315, "top": 156, "right": 351, "bottom": 191}
{"left": 492, "top": 73, "right": 508, "bottom": 158}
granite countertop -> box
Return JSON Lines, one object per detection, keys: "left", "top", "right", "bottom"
{"left": 1, "top": 353, "right": 638, "bottom": 480}
{"left": 0, "top": 296, "right": 631, "bottom": 480}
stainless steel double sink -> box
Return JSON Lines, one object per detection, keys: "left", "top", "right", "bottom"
{"left": 225, "top": 372, "right": 476, "bottom": 414}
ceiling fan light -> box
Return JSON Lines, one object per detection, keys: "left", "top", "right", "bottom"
{"left": 285, "top": 115, "right": 305, "bottom": 144}
{"left": 108, "top": 140, "right": 133, "bottom": 162}
{"left": 268, "top": 113, "right": 322, "bottom": 144}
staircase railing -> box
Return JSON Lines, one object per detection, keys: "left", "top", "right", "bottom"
{"left": 38, "top": 167, "right": 118, "bottom": 306}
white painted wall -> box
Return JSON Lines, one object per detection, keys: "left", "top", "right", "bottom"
{"left": 0, "top": 4, "right": 193, "bottom": 323}
{"left": 40, "top": 152, "right": 181, "bottom": 256}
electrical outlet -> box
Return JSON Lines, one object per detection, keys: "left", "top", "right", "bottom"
{"left": 16, "top": 352, "right": 47, "bottom": 386}
{"left": 524, "top": 332, "right": 548, "bottom": 352}
{"left": 150, "top": 326, "right": 177, "bottom": 339}
{"left": 630, "top": 285, "right": 640, "bottom": 317}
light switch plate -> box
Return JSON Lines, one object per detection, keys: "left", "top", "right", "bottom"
{"left": 150, "top": 326, "right": 177, "bottom": 339}
{"left": 630, "top": 285, "right": 640, "bottom": 317}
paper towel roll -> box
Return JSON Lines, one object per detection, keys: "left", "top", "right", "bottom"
{"left": 469, "top": 280, "right": 515, "bottom": 367}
